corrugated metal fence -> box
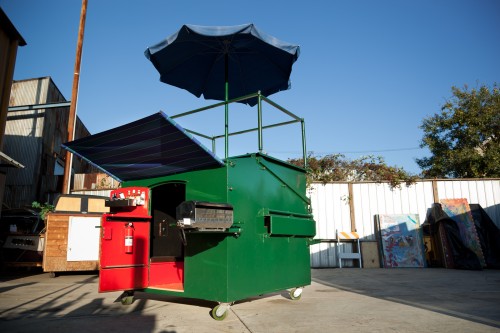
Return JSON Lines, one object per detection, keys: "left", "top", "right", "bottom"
{"left": 309, "top": 179, "right": 500, "bottom": 268}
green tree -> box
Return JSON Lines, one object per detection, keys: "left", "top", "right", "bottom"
{"left": 32, "top": 201, "right": 55, "bottom": 220}
{"left": 288, "top": 153, "right": 417, "bottom": 189}
{"left": 417, "top": 84, "right": 500, "bottom": 178}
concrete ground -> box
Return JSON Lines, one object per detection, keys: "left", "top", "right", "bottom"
{"left": 1, "top": 268, "right": 499, "bottom": 333}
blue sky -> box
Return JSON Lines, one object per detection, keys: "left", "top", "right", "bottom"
{"left": 2, "top": 0, "right": 499, "bottom": 174}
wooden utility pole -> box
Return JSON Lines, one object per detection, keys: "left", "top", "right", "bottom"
{"left": 62, "top": 0, "right": 88, "bottom": 194}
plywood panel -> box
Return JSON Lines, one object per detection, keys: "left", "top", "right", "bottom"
{"left": 88, "top": 198, "right": 109, "bottom": 213}
{"left": 55, "top": 197, "right": 81, "bottom": 211}
{"left": 361, "top": 241, "right": 380, "bottom": 268}
{"left": 43, "top": 257, "right": 98, "bottom": 272}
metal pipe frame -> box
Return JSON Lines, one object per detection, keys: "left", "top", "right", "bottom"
{"left": 7, "top": 101, "right": 72, "bottom": 112}
{"left": 171, "top": 91, "right": 307, "bottom": 166}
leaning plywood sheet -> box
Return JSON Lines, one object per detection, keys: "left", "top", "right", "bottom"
{"left": 360, "top": 241, "right": 380, "bottom": 268}
{"left": 440, "top": 198, "right": 486, "bottom": 267}
{"left": 54, "top": 194, "right": 110, "bottom": 214}
{"left": 376, "top": 214, "right": 425, "bottom": 268}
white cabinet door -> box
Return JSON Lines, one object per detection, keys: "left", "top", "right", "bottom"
{"left": 67, "top": 216, "right": 100, "bottom": 261}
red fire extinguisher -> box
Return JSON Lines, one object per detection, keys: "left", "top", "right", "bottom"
{"left": 124, "top": 222, "right": 134, "bottom": 254}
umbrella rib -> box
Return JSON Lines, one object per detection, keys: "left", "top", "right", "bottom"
{"left": 229, "top": 52, "right": 250, "bottom": 98}
{"left": 199, "top": 52, "right": 225, "bottom": 98}
{"left": 195, "top": 35, "right": 239, "bottom": 101}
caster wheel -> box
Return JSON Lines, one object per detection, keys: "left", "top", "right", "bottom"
{"left": 211, "top": 304, "right": 229, "bottom": 321}
{"left": 49, "top": 272, "right": 57, "bottom": 278}
{"left": 289, "top": 287, "right": 303, "bottom": 300}
{"left": 120, "top": 291, "right": 134, "bottom": 305}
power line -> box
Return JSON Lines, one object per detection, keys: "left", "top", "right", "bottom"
{"left": 338, "top": 147, "right": 423, "bottom": 154}
{"left": 268, "top": 146, "right": 423, "bottom": 155}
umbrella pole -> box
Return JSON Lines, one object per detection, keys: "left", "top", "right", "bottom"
{"left": 224, "top": 53, "right": 229, "bottom": 160}
{"left": 258, "top": 91, "right": 263, "bottom": 153}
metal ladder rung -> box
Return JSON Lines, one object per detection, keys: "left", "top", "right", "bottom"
{"left": 338, "top": 253, "right": 361, "bottom": 259}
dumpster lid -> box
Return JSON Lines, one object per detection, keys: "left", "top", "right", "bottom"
{"left": 62, "top": 112, "right": 224, "bottom": 181}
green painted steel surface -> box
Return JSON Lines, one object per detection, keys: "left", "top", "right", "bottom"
{"left": 225, "top": 154, "right": 313, "bottom": 302}
{"left": 126, "top": 153, "right": 315, "bottom": 303}
{"left": 267, "top": 215, "right": 316, "bottom": 237}
{"left": 126, "top": 166, "right": 228, "bottom": 203}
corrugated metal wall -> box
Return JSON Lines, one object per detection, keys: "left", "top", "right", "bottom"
{"left": 309, "top": 183, "right": 350, "bottom": 267}
{"left": 4, "top": 77, "right": 95, "bottom": 208}
{"left": 3, "top": 78, "right": 49, "bottom": 207}
{"left": 310, "top": 179, "right": 500, "bottom": 268}
{"left": 351, "top": 181, "right": 435, "bottom": 240}
{"left": 436, "top": 179, "right": 500, "bottom": 226}
{"left": 309, "top": 183, "right": 350, "bottom": 239}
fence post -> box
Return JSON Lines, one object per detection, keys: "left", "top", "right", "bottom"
{"left": 348, "top": 182, "right": 356, "bottom": 232}
{"left": 432, "top": 179, "right": 439, "bottom": 203}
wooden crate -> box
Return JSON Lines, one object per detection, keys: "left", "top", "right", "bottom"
{"left": 42, "top": 194, "right": 109, "bottom": 276}
{"left": 42, "top": 213, "right": 103, "bottom": 275}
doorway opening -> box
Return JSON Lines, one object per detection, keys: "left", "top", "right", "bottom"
{"left": 149, "top": 182, "right": 185, "bottom": 291}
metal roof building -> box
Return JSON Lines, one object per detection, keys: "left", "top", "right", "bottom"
{"left": 4, "top": 77, "right": 94, "bottom": 208}
{"left": 0, "top": 7, "right": 27, "bottom": 214}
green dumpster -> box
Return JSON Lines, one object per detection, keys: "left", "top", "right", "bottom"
{"left": 63, "top": 94, "right": 315, "bottom": 320}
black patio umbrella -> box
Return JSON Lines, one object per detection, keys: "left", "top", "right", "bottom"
{"left": 144, "top": 23, "right": 300, "bottom": 106}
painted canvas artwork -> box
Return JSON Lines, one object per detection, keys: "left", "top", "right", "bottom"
{"left": 376, "top": 214, "right": 425, "bottom": 268}
{"left": 440, "top": 198, "right": 486, "bottom": 267}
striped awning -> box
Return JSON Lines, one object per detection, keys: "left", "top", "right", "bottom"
{"left": 62, "top": 112, "right": 224, "bottom": 182}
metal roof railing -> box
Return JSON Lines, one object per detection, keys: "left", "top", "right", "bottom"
{"left": 171, "top": 91, "right": 307, "bottom": 168}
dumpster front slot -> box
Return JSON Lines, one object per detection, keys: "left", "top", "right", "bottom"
{"left": 265, "top": 215, "right": 315, "bottom": 237}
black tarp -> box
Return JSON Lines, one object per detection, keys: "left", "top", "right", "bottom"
{"left": 470, "top": 204, "right": 500, "bottom": 269}
{"left": 424, "top": 203, "right": 500, "bottom": 270}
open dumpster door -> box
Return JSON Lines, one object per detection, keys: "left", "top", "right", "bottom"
{"left": 98, "top": 187, "right": 151, "bottom": 292}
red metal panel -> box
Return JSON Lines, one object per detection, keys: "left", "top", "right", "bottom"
{"left": 102, "top": 225, "right": 112, "bottom": 240}
{"left": 149, "top": 261, "right": 184, "bottom": 287}
{"left": 108, "top": 187, "right": 150, "bottom": 216}
{"left": 100, "top": 217, "right": 150, "bottom": 268}
{"left": 99, "top": 267, "right": 148, "bottom": 292}
{"left": 98, "top": 187, "right": 151, "bottom": 293}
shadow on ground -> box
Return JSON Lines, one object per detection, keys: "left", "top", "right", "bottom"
{"left": 312, "top": 267, "right": 500, "bottom": 329}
